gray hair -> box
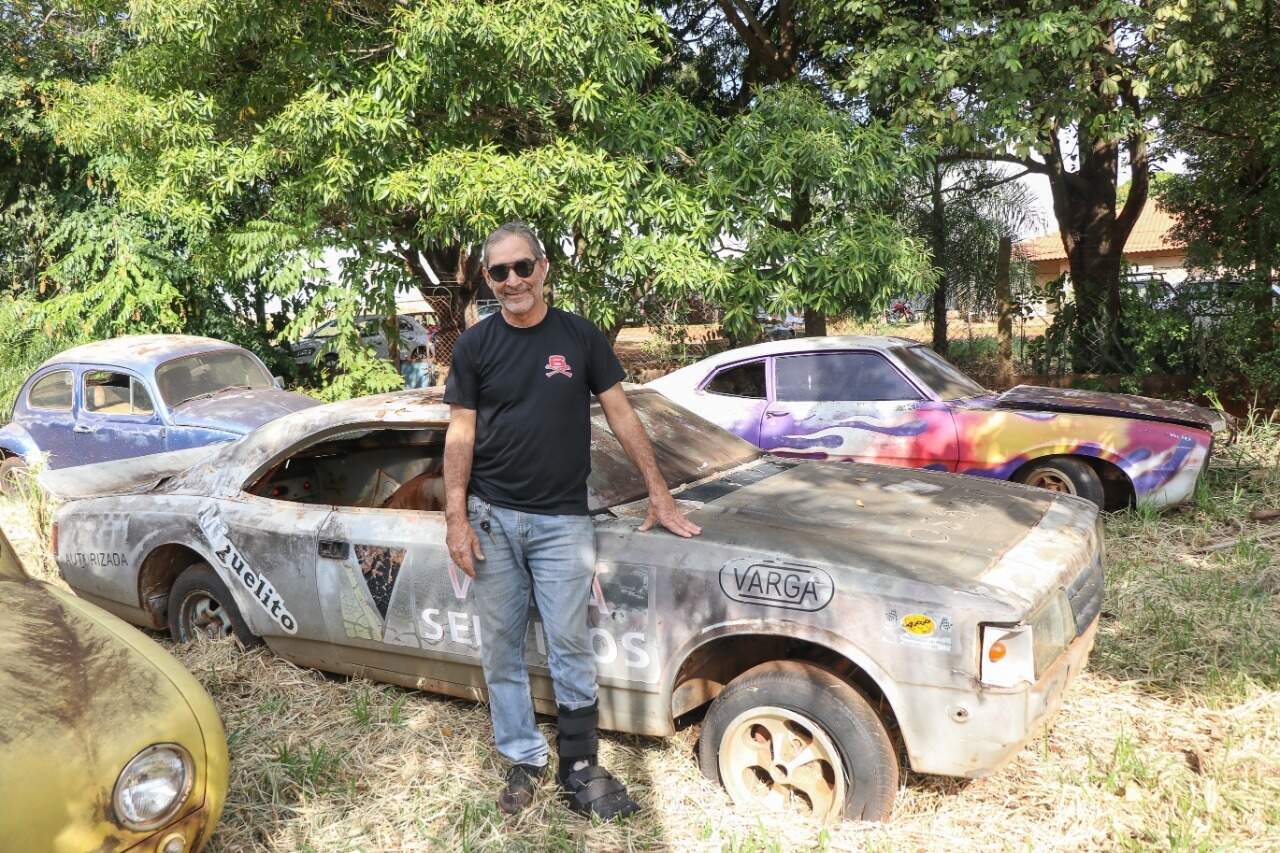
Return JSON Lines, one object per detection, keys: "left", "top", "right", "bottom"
{"left": 481, "top": 221, "right": 545, "bottom": 264}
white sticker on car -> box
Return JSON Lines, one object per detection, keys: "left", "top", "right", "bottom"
{"left": 196, "top": 505, "right": 298, "bottom": 634}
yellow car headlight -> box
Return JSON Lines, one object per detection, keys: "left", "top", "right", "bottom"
{"left": 112, "top": 744, "right": 194, "bottom": 831}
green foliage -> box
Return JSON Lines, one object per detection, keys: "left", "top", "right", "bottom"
{"left": 1155, "top": 0, "right": 1280, "bottom": 277}
{"left": 702, "top": 84, "right": 932, "bottom": 336}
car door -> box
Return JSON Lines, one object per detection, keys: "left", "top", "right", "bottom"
{"left": 18, "top": 368, "right": 78, "bottom": 467}
{"left": 761, "top": 350, "right": 959, "bottom": 470}
{"left": 73, "top": 368, "right": 168, "bottom": 464}
{"left": 687, "top": 358, "right": 769, "bottom": 446}
{"left": 313, "top": 505, "right": 509, "bottom": 697}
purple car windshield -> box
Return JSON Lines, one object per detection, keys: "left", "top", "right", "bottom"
{"left": 588, "top": 392, "right": 761, "bottom": 510}
{"left": 896, "top": 346, "right": 987, "bottom": 400}
{"left": 156, "top": 350, "right": 273, "bottom": 407}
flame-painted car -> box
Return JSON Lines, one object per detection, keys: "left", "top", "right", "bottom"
{"left": 0, "top": 335, "right": 317, "bottom": 488}
{"left": 648, "top": 336, "right": 1230, "bottom": 510}
{"left": 0, "top": 524, "right": 227, "bottom": 852}
{"left": 50, "top": 388, "right": 1103, "bottom": 823}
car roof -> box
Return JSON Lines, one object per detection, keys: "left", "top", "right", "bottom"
{"left": 39, "top": 335, "right": 247, "bottom": 374}
{"left": 665, "top": 335, "right": 921, "bottom": 374}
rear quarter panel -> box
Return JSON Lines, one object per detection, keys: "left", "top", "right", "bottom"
{"left": 951, "top": 406, "right": 1212, "bottom": 507}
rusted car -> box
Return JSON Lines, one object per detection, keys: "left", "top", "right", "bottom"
{"left": 0, "top": 524, "right": 228, "bottom": 852}
{"left": 51, "top": 388, "right": 1103, "bottom": 822}
{"left": 0, "top": 334, "right": 317, "bottom": 488}
{"left": 648, "top": 336, "right": 1229, "bottom": 509}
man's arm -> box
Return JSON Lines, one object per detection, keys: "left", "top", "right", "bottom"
{"left": 596, "top": 384, "right": 701, "bottom": 538}
{"left": 443, "top": 405, "right": 485, "bottom": 576}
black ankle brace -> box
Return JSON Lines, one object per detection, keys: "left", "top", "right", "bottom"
{"left": 555, "top": 700, "right": 599, "bottom": 785}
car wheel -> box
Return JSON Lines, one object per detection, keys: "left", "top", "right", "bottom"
{"left": 0, "top": 456, "right": 28, "bottom": 496}
{"left": 698, "top": 661, "right": 898, "bottom": 823}
{"left": 168, "top": 563, "right": 261, "bottom": 647}
{"left": 1016, "top": 456, "right": 1105, "bottom": 507}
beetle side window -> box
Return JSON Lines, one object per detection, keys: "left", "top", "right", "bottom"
{"left": 705, "top": 361, "right": 766, "bottom": 398}
{"left": 84, "top": 371, "right": 155, "bottom": 416}
{"left": 775, "top": 352, "right": 922, "bottom": 402}
{"left": 27, "top": 370, "right": 73, "bottom": 411}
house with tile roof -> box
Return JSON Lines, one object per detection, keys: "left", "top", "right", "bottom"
{"left": 1018, "top": 203, "right": 1188, "bottom": 288}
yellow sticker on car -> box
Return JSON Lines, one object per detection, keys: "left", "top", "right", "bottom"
{"left": 902, "top": 614, "right": 936, "bottom": 636}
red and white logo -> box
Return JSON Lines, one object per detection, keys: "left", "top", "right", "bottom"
{"left": 544, "top": 355, "right": 573, "bottom": 378}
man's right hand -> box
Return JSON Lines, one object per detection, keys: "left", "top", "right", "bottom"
{"left": 446, "top": 517, "right": 485, "bottom": 578}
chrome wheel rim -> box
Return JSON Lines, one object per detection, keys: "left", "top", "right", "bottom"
{"left": 717, "top": 705, "right": 846, "bottom": 823}
{"left": 181, "top": 591, "right": 233, "bottom": 640}
{"left": 1025, "top": 468, "right": 1077, "bottom": 494}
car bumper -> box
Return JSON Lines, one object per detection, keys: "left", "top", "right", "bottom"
{"left": 896, "top": 616, "right": 1098, "bottom": 778}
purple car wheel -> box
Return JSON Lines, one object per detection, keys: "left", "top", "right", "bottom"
{"left": 1016, "top": 456, "right": 1105, "bottom": 508}
{"left": 0, "top": 456, "right": 28, "bottom": 496}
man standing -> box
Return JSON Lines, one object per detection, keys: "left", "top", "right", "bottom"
{"left": 442, "top": 222, "right": 700, "bottom": 819}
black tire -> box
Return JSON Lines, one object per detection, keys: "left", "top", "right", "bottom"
{"left": 1015, "top": 456, "right": 1105, "bottom": 508}
{"left": 0, "top": 456, "right": 27, "bottom": 496}
{"left": 168, "top": 563, "right": 262, "bottom": 647}
{"left": 698, "top": 661, "right": 898, "bottom": 822}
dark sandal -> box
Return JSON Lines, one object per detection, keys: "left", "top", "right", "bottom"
{"left": 498, "top": 762, "right": 545, "bottom": 815}
{"left": 560, "top": 764, "right": 640, "bottom": 819}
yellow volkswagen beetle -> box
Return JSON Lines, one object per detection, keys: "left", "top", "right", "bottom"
{"left": 0, "top": 524, "right": 228, "bottom": 852}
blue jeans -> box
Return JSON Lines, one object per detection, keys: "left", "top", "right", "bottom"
{"left": 467, "top": 495, "right": 598, "bottom": 767}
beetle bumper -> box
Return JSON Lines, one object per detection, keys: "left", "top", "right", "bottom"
{"left": 897, "top": 616, "right": 1099, "bottom": 778}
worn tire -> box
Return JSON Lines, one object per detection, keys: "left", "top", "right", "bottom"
{"left": 1015, "top": 456, "right": 1105, "bottom": 508}
{"left": 168, "top": 563, "right": 262, "bottom": 647}
{"left": 698, "top": 661, "right": 898, "bottom": 822}
{"left": 0, "top": 456, "right": 28, "bottom": 496}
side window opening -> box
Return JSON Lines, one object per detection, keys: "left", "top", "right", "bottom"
{"left": 84, "top": 371, "right": 154, "bottom": 416}
{"left": 705, "top": 361, "right": 766, "bottom": 399}
{"left": 248, "top": 427, "right": 448, "bottom": 512}
{"left": 775, "top": 352, "right": 922, "bottom": 402}
{"left": 27, "top": 370, "right": 73, "bottom": 411}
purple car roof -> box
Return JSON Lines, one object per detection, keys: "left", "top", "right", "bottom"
{"left": 38, "top": 335, "right": 249, "bottom": 375}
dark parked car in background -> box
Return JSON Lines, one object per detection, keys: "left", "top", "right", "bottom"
{"left": 0, "top": 335, "right": 317, "bottom": 487}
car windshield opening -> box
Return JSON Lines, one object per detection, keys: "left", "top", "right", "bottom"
{"left": 157, "top": 350, "right": 273, "bottom": 407}
{"left": 895, "top": 346, "right": 988, "bottom": 400}
{"left": 248, "top": 427, "right": 448, "bottom": 509}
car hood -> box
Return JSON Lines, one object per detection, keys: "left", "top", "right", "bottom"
{"left": 644, "top": 458, "right": 1099, "bottom": 613}
{"left": 0, "top": 578, "right": 222, "bottom": 850}
{"left": 994, "top": 385, "right": 1228, "bottom": 432}
{"left": 168, "top": 387, "right": 318, "bottom": 433}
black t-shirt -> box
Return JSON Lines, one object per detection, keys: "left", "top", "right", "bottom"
{"left": 444, "top": 307, "right": 626, "bottom": 515}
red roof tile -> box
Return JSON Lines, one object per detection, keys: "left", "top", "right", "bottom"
{"left": 1017, "top": 204, "right": 1185, "bottom": 262}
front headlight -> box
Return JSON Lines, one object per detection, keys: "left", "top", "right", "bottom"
{"left": 112, "top": 744, "right": 194, "bottom": 831}
{"left": 980, "top": 591, "right": 1075, "bottom": 688}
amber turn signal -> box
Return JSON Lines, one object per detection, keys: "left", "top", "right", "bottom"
{"left": 988, "top": 641, "right": 1007, "bottom": 662}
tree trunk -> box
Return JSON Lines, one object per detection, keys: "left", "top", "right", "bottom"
{"left": 930, "top": 165, "right": 948, "bottom": 354}
{"left": 995, "top": 236, "right": 1014, "bottom": 388}
{"left": 804, "top": 307, "right": 827, "bottom": 336}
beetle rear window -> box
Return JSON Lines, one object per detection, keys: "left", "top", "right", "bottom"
{"left": 28, "top": 370, "right": 73, "bottom": 411}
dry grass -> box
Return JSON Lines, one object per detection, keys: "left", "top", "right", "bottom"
{"left": 3, "top": 418, "right": 1278, "bottom": 851}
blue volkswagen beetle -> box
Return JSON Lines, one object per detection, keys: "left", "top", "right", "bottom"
{"left": 0, "top": 335, "right": 318, "bottom": 486}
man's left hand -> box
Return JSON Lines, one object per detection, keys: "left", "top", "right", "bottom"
{"left": 639, "top": 492, "right": 702, "bottom": 538}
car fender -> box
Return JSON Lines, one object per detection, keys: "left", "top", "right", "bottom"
{"left": 0, "top": 422, "right": 39, "bottom": 460}
{"left": 663, "top": 618, "right": 907, "bottom": 732}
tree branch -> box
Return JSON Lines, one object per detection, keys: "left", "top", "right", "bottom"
{"left": 940, "top": 151, "right": 1052, "bottom": 175}
{"left": 714, "top": 0, "right": 791, "bottom": 81}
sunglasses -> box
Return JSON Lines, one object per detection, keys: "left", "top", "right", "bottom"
{"left": 487, "top": 258, "right": 537, "bottom": 282}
